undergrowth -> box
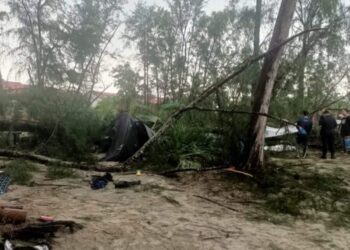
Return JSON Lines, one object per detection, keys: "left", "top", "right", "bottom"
{"left": 220, "top": 156, "right": 350, "bottom": 228}
{"left": 4, "top": 160, "right": 38, "bottom": 185}
{"left": 47, "top": 166, "right": 77, "bottom": 179}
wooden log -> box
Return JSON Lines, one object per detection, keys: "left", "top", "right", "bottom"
{"left": 0, "top": 149, "right": 126, "bottom": 172}
{"left": 0, "top": 208, "right": 27, "bottom": 223}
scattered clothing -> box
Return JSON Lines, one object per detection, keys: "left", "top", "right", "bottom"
{"left": 90, "top": 173, "right": 113, "bottom": 190}
{"left": 2, "top": 240, "right": 49, "bottom": 250}
{"left": 0, "top": 175, "right": 11, "bottom": 195}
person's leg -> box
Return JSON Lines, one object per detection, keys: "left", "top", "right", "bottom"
{"left": 321, "top": 134, "right": 327, "bottom": 158}
{"left": 302, "top": 136, "right": 308, "bottom": 158}
{"left": 329, "top": 132, "right": 336, "bottom": 159}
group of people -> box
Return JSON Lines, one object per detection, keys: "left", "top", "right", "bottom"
{"left": 296, "top": 109, "right": 350, "bottom": 159}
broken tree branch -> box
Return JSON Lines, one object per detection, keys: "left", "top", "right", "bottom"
{"left": 159, "top": 166, "right": 253, "bottom": 178}
{"left": 310, "top": 93, "right": 350, "bottom": 115}
{"left": 127, "top": 28, "right": 323, "bottom": 163}
{"left": 185, "top": 107, "right": 297, "bottom": 126}
{"left": 0, "top": 149, "right": 125, "bottom": 172}
{"left": 193, "top": 195, "right": 239, "bottom": 212}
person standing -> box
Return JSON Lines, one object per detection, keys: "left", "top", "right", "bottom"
{"left": 296, "top": 111, "right": 313, "bottom": 158}
{"left": 340, "top": 109, "right": 350, "bottom": 152}
{"left": 319, "top": 110, "right": 338, "bottom": 159}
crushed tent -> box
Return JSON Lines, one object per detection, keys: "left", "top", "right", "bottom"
{"left": 104, "top": 112, "right": 154, "bottom": 162}
{"left": 265, "top": 125, "right": 298, "bottom": 138}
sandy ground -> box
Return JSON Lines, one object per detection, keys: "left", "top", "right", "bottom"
{"left": 1, "top": 154, "right": 350, "bottom": 250}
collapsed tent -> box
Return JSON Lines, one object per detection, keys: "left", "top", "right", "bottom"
{"left": 104, "top": 112, "right": 154, "bottom": 162}
{"left": 265, "top": 125, "right": 298, "bottom": 138}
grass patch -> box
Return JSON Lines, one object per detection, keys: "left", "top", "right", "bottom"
{"left": 4, "top": 160, "right": 38, "bottom": 185}
{"left": 251, "top": 164, "right": 350, "bottom": 227}
{"left": 220, "top": 157, "right": 350, "bottom": 228}
{"left": 47, "top": 166, "right": 76, "bottom": 179}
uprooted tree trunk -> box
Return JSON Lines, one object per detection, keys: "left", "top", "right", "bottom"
{"left": 244, "top": 0, "right": 297, "bottom": 172}
{"left": 127, "top": 26, "right": 321, "bottom": 164}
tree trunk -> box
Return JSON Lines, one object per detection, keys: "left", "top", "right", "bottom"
{"left": 244, "top": 0, "right": 297, "bottom": 171}
{"left": 251, "top": 0, "right": 262, "bottom": 104}
{"left": 253, "top": 0, "right": 262, "bottom": 58}
{"left": 297, "top": 32, "right": 308, "bottom": 109}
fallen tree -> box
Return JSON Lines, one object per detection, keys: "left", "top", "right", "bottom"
{"left": 127, "top": 27, "right": 323, "bottom": 164}
{"left": 0, "top": 149, "right": 125, "bottom": 172}
{"left": 245, "top": 0, "right": 297, "bottom": 171}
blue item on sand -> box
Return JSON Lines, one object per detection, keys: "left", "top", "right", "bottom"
{"left": 0, "top": 175, "right": 11, "bottom": 195}
{"left": 90, "top": 172, "right": 113, "bottom": 190}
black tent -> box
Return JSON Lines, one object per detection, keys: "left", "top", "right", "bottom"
{"left": 104, "top": 112, "right": 154, "bottom": 162}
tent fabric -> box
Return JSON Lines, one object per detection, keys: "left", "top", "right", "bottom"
{"left": 265, "top": 125, "right": 298, "bottom": 138}
{"left": 104, "top": 112, "right": 154, "bottom": 162}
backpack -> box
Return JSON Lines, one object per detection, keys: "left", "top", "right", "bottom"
{"left": 297, "top": 117, "right": 312, "bottom": 135}
{"left": 297, "top": 126, "right": 307, "bottom": 135}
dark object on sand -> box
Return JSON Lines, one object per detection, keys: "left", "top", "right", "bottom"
{"left": 1, "top": 221, "right": 83, "bottom": 242}
{"left": 90, "top": 173, "right": 113, "bottom": 190}
{"left": 104, "top": 112, "right": 154, "bottom": 162}
{"left": 114, "top": 180, "right": 141, "bottom": 188}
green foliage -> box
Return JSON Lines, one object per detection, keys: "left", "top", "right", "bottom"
{"left": 0, "top": 88, "right": 10, "bottom": 117}
{"left": 47, "top": 166, "right": 76, "bottom": 179}
{"left": 4, "top": 160, "right": 38, "bottom": 186}
{"left": 255, "top": 164, "right": 350, "bottom": 226}
{"left": 145, "top": 108, "right": 226, "bottom": 170}
{"left": 95, "top": 96, "right": 119, "bottom": 124}
{"left": 17, "top": 87, "right": 103, "bottom": 161}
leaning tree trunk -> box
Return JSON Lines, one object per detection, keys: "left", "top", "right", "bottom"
{"left": 244, "top": 0, "right": 297, "bottom": 171}
{"left": 251, "top": 0, "right": 262, "bottom": 100}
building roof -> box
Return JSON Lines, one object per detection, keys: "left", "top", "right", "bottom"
{"left": 0, "top": 81, "right": 29, "bottom": 91}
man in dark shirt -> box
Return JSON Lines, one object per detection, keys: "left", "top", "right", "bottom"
{"left": 340, "top": 109, "right": 350, "bottom": 152}
{"left": 296, "top": 111, "right": 313, "bottom": 158}
{"left": 319, "top": 110, "right": 338, "bottom": 159}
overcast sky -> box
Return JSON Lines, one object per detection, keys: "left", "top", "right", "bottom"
{"left": 0, "top": 0, "right": 253, "bottom": 85}
{"left": 1, "top": 0, "right": 349, "bottom": 90}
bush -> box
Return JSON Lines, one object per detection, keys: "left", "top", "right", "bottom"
{"left": 16, "top": 87, "right": 104, "bottom": 161}
{"left": 145, "top": 105, "right": 239, "bottom": 171}
{"left": 4, "top": 160, "right": 38, "bottom": 185}
{"left": 47, "top": 165, "right": 76, "bottom": 179}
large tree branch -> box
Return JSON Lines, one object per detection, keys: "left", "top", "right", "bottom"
{"left": 0, "top": 149, "right": 125, "bottom": 172}
{"left": 183, "top": 107, "right": 296, "bottom": 126}
{"left": 127, "top": 27, "right": 323, "bottom": 164}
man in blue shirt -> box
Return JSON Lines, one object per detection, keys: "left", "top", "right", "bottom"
{"left": 296, "top": 111, "right": 313, "bottom": 158}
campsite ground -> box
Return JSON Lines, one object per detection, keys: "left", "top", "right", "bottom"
{"left": 1, "top": 151, "right": 350, "bottom": 250}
